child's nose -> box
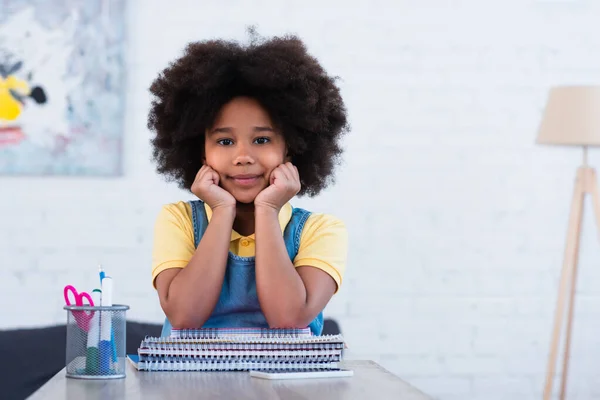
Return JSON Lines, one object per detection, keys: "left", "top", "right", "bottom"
{"left": 233, "top": 143, "right": 255, "bottom": 165}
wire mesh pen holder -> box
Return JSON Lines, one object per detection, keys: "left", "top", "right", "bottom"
{"left": 64, "top": 304, "right": 129, "bottom": 379}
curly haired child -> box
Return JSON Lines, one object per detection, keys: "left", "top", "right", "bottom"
{"left": 148, "top": 31, "right": 350, "bottom": 336}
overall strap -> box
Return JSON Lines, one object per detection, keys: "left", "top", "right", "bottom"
{"left": 283, "top": 206, "right": 312, "bottom": 261}
{"left": 189, "top": 200, "right": 208, "bottom": 248}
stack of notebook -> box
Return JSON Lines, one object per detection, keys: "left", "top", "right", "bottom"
{"left": 127, "top": 327, "right": 346, "bottom": 372}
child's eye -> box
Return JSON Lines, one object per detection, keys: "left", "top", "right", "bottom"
{"left": 254, "top": 137, "right": 270, "bottom": 144}
{"left": 217, "top": 138, "right": 234, "bottom": 146}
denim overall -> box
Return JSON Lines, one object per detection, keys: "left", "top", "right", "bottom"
{"left": 160, "top": 200, "right": 324, "bottom": 336}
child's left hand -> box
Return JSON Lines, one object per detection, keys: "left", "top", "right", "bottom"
{"left": 254, "top": 162, "right": 301, "bottom": 212}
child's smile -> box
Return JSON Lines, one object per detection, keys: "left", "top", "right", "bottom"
{"left": 228, "top": 173, "right": 263, "bottom": 187}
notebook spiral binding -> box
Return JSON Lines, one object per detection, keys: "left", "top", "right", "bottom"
{"left": 169, "top": 327, "right": 313, "bottom": 339}
{"left": 142, "top": 334, "right": 345, "bottom": 345}
{"left": 136, "top": 360, "right": 340, "bottom": 372}
{"left": 138, "top": 353, "right": 341, "bottom": 363}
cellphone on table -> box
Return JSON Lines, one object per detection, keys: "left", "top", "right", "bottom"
{"left": 249, "top": 368, "right": 354, "bottom": 380}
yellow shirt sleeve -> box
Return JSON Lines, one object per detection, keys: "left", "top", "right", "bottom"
{"left": 293, "top": 213, "right": 348, "bottom": 293}
{"left": 151, "top": 202, "right": 195, "bottom": 288}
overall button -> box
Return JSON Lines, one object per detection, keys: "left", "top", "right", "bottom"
{"left": 240, "top": 238, "right": 250, "bottom": 247}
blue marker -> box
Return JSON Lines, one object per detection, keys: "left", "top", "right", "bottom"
{"left": 99, "top": 265, "right": 117, "bottom": 363}
{"left": 110, "top": 324, "right": 117, "bottom": 363}
{"left": 99, "top": 276, "right": 113, "bottom": 374}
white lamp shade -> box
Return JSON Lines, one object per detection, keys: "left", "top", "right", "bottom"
{"left": 536, "top": 85, "right": 600, "bottom": 147}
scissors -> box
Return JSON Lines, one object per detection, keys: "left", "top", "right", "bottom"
{"left": 63, "top": 285, "right": 95, "bottom": 331}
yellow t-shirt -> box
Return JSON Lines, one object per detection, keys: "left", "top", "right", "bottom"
{"left": 151, "top": 201, "right": 348, "bottom": 292}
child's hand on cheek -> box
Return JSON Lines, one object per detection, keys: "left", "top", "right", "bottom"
{"left": 191, "top": 165, "right": 236, "bottom": 211}
{"left": 254, "top": 162, "right": 300, "bottom": 212}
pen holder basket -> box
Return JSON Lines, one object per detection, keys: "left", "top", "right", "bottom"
{"left": 64, "top": 304, "right": 129, "bottom": 379}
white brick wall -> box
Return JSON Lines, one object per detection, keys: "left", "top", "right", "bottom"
{"left": 1, "top": 1, "right": 600, "bottom": 398}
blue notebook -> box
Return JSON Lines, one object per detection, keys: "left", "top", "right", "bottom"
{"left": 126, "top": 354, "right": 141, "bottom": 370}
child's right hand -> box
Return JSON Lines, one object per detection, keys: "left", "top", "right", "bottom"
{"left": 191, "top": 165, "right": 236, "bottom": 210}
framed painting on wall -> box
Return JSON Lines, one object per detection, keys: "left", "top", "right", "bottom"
{"left": 0, "top": 0, "right": 126, "bottom": 176}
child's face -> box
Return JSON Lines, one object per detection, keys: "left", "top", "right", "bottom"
{"left": 204, "top": 96, "right": 287, "bottom": 204}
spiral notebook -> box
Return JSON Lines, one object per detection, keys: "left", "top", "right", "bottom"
{"left": 128, "top": 327, "right": 347, "bottom": 372}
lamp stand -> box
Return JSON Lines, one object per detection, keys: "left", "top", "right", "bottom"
{"left": 543, "top": 147, "right": 600, "bottom": 400}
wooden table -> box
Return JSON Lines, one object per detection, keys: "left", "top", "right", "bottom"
{"left": 27, "top": 360, "right": 433, "bottom": 399}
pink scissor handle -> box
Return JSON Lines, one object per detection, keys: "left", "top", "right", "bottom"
{"left": 64, "top": 285, "right": 78, "bottom": 305}
{"left": 63, "top": 285, "right": 95, "bottom": 331}
{"left": 63, "top": 285, "right": 94, "bottom": 307}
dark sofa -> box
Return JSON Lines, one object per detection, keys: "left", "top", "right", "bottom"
{"left": 1, "top": 319, "right": 341, "bottom": 400}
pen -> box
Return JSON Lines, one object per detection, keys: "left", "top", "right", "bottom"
{"left": 99, "top": 276, "right": 113, "bottom": 374}
{"left": 99, "top": 266, "right": 118, "bottom": 363}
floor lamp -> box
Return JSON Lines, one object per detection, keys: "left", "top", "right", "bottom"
{"left": 537, "top": 86, "right": 600, "bottom": 400}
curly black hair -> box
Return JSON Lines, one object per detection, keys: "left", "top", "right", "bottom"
{"left": 147, "top": 31, "right": 349, "bottom": 197}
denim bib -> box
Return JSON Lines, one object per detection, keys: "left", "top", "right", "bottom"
{"left": 160, "top": 200, "right": 324, "bottom": 336}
